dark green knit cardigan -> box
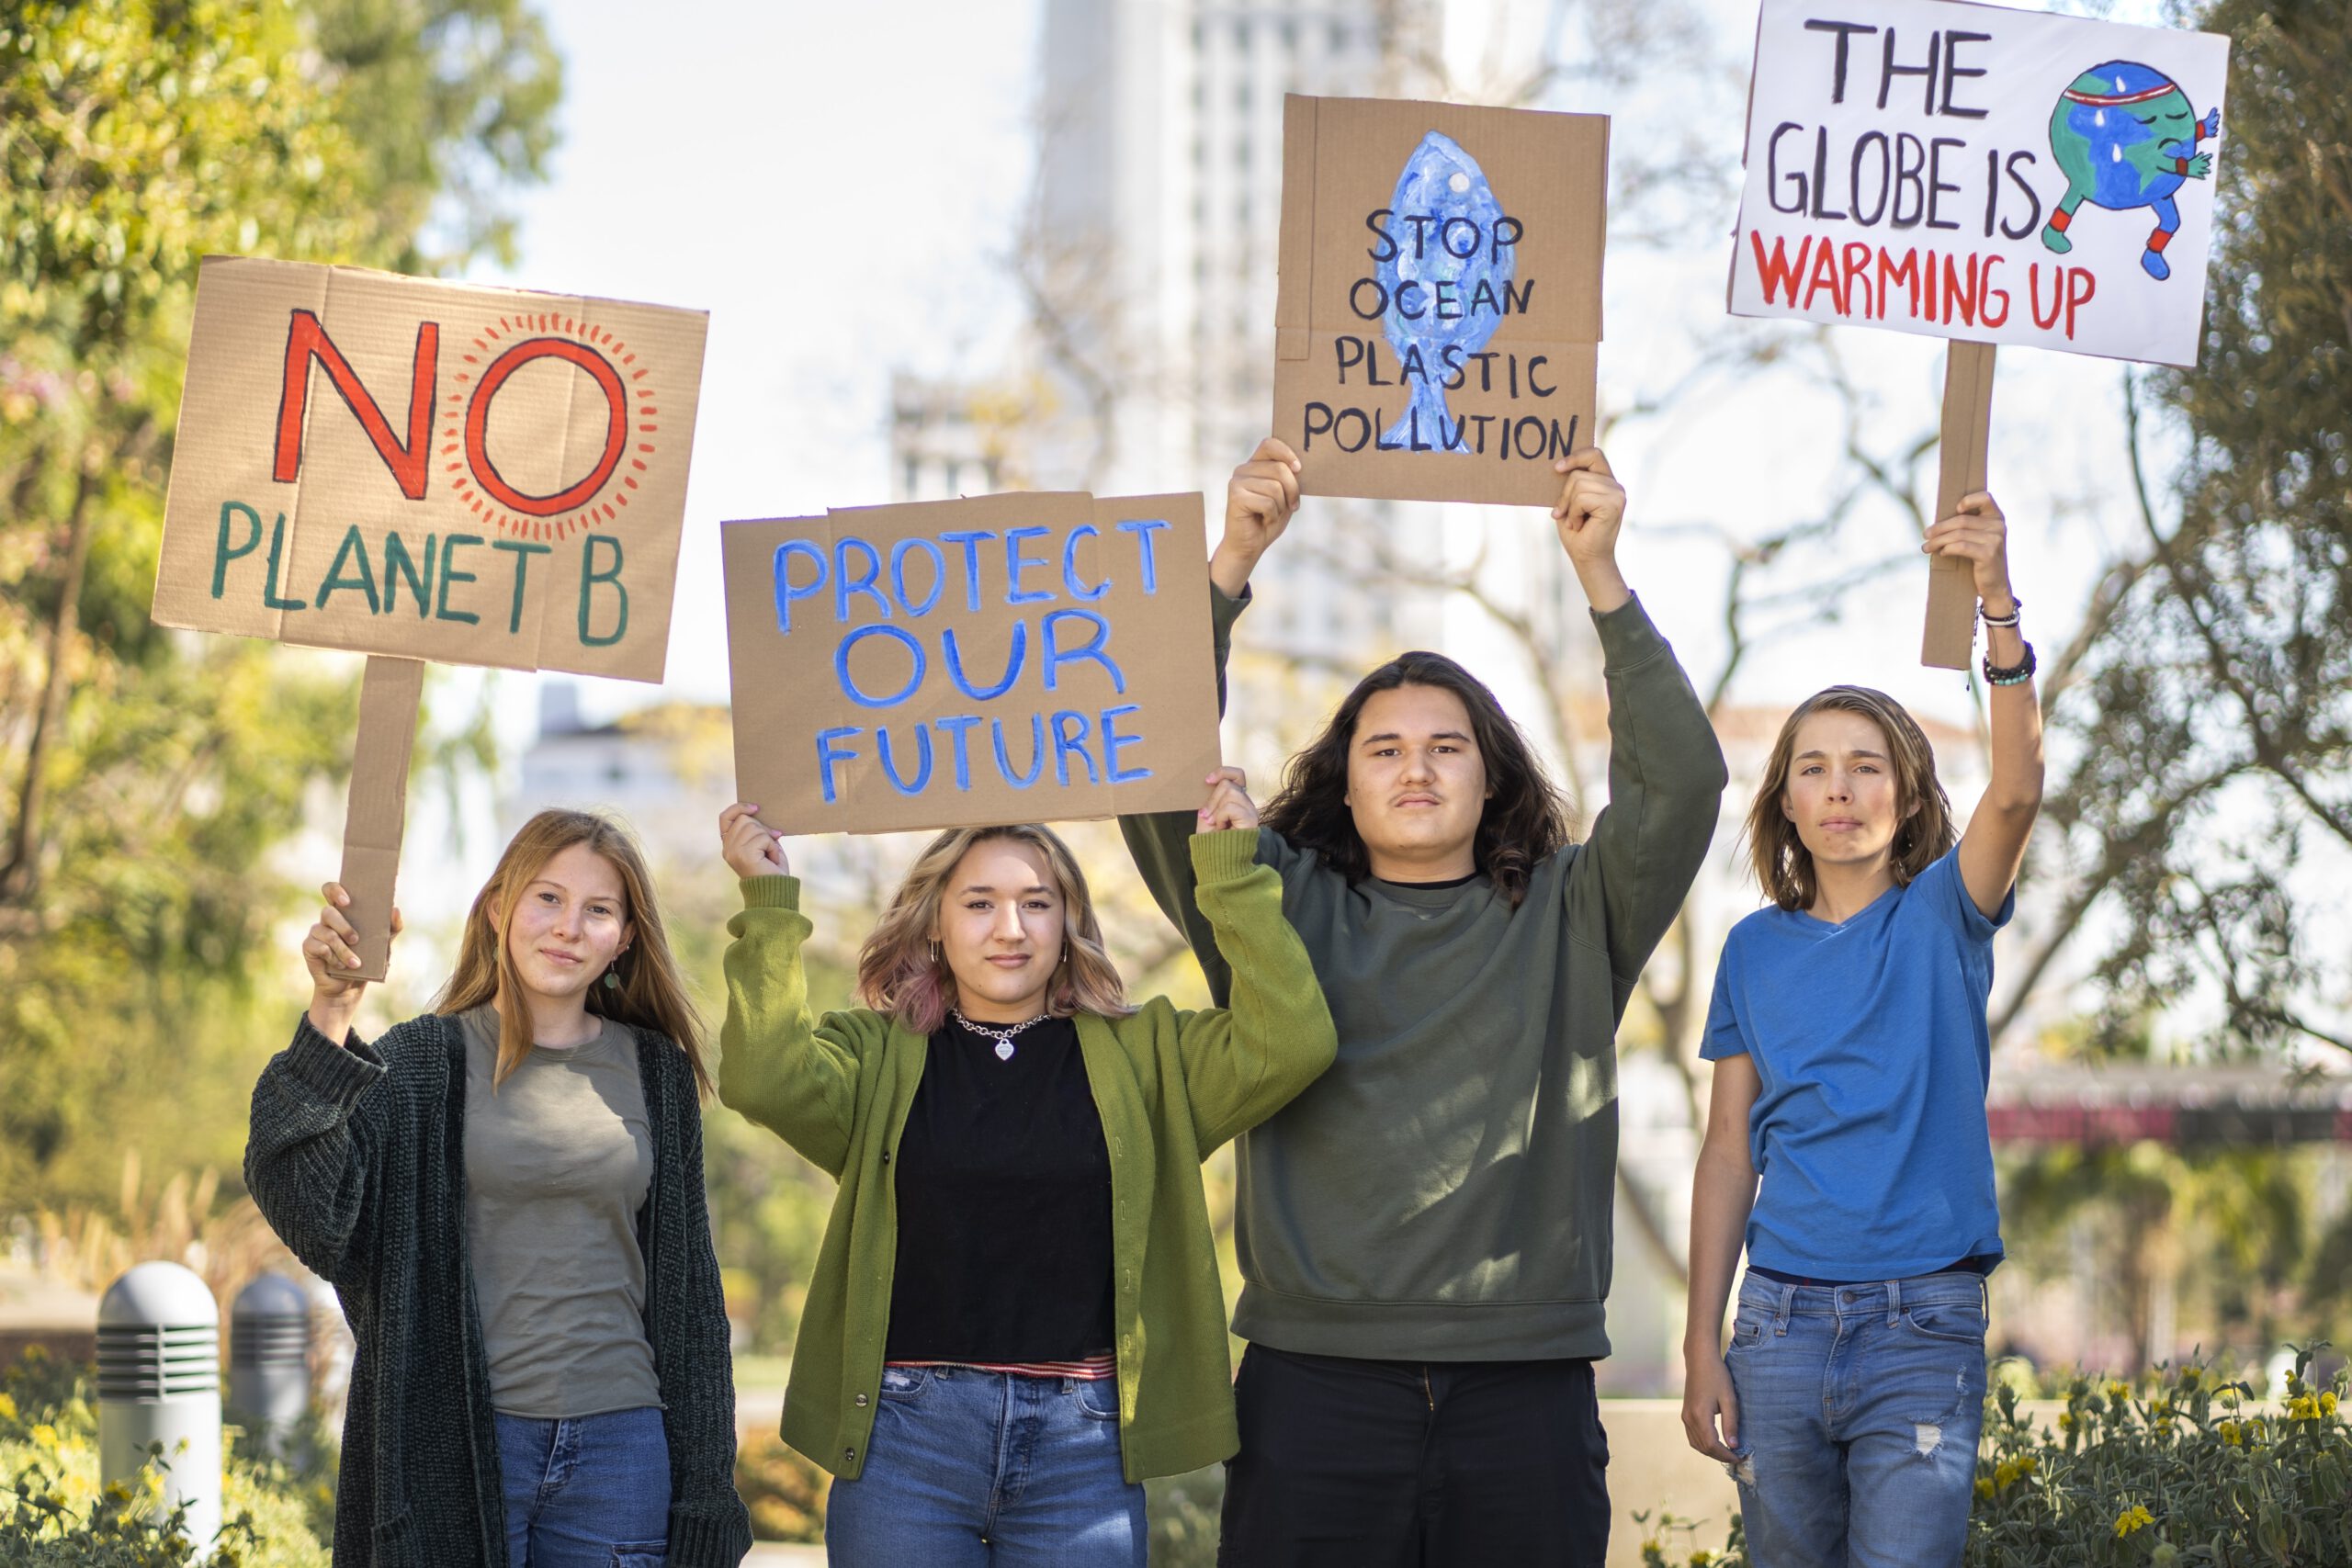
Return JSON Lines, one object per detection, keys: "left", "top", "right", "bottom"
{"left": 246, "top": 1013, "right": 752, "bottom": 1567}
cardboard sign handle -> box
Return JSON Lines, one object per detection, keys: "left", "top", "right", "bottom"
{"left": 331, "top": 656, "right": 424, "bottom": 983}
{"left": 1921, "top": 340, "right": 1996, "bottom": 670}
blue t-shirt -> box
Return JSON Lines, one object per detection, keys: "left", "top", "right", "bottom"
{"left": 1702, "top": 846, "right": 2010, "bottom": 1280}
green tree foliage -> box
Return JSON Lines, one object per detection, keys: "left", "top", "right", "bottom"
{"left": 2031, "top": 0, "right": 2352, "bottom": 1059}
{"left": 0, "top": 0, "right": 559, "bottom": 1207}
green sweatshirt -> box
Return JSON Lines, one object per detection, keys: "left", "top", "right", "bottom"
{"left": 1120, "top": 589, "right": 1727, "bottom": 1361}
{"left": 718, "top": 829, "right": 1337, "bottom": 1483}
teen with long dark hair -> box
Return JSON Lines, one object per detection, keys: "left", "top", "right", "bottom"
{"left": 1680, "top": 493, "right": 2042, "bottom": 1567}
{"left": 716, "top": 779, "right": 1336, "bottom": 1566}
{"left": 247, "top": 809, "right": 752, "bottom": 1568}
{"left": 1121, "top": 440, "right": 1729, "bottom": 1564}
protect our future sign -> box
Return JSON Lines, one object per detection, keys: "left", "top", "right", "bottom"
{"left": 722, "top": 493, "right": 1222, "bottom": 835}
{"left": 153, "top": 257, "right": 709, "bottom": 682}
{"left": 1273, "top": 96, "right": 1609, "bottom": 507}
{"left": 1728, "top": 0, "right": 2230, "bottom": 367}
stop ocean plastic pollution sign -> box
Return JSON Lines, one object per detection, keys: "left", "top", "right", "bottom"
{"left": 1272, "top": 96, "right": 1609, "bottom": 508}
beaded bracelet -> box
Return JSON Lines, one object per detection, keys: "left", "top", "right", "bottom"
{"left": 1982, "top": 640, "right": 2037, "bottom": 686}
{"left": 1979, "top": 595, "right": 2023, "bottom": 629}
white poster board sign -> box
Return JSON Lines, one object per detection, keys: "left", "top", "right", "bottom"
{"left": 1728, "top": 0, "right": 2229, "bottom": 367}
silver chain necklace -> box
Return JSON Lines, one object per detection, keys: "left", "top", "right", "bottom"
{"left": 949, "top": 1007, "right": 1052, "bottom": 1062}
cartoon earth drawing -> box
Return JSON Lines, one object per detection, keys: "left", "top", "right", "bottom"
{"left": 2042, "top": 61, "right": 2220, "bottom": 281}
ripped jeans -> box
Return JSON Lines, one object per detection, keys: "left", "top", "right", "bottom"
{"left": 1723, "top": 1269, "right": 1987, "bottom": 1568}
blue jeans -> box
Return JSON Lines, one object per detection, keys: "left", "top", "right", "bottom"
{"left": 825, "top": 1365, "right": 1145, "bottom": 1567}
{"left": 494, "top": 1406, "right": 671, "bottom": 1568}
{"left": 1724, "top": 1270, "right": 1987, "bottom": 1568}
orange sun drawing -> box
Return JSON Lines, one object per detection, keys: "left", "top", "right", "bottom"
{"left": 437, "top": 310, "right": 663, "bottom": 544}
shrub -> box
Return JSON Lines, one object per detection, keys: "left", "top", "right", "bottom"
{"left": 0, "top": 1349, "right": 330, "bottom": 1567}
{"left": 1642, "top": 1345, "right": 2352, "bottom": 1567}
{"left": 734, "top": 1429, "right": 827, "bottom": 1542}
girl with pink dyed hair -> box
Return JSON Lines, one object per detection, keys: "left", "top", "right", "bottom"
{"left": 713, "top": 778, "right": 1334, "bottom": 1567}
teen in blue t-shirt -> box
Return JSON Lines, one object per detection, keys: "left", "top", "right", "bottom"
{"left": 1680, "top": 491, "right": 2043, "bottom": 1568}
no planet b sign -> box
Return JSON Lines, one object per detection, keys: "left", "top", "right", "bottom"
{"left": 153, "top": 258, "right": 709, "bottom": 682}
{"left": 1729, "top": 0, "right": 2229, "bottom": 367}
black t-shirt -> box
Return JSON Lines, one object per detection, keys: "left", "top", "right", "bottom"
{"left": 881, "top": 1014, "right": 1116, "bottom": 1363}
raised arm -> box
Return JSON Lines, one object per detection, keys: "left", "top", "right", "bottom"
{"left": 715, "top": 804, "right": 870, "bottom": 1178}
{"left": 1120, "top": 439, "right": 1301, "bottom": 999}
{"left": 244, "top": 881, "right": 403, "bottom": 1282}
{"left": 1927, "top": 494, "right": 2044, "bottom": 917}
{"left": 1169, "top": 780, "right": 1337, "bottom": 1153}
{"left": 1555, "top": 451, "right": 1732, "bottom": 990}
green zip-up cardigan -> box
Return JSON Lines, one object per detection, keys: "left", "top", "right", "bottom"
{"left": 246, "top": 1014, "right": 753, "bottom": 1568}
{"left": 718, "top": 829, "right": 1337, "bottom": 1484}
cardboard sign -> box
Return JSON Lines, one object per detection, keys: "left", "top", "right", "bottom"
{"left": 1273, "top": 96, "right": 1608, "bottom": 507}
{"left": 722, "top": 493, "right": 1221, "bottom": 834}
{"left": 154, "top": 257, "right": 709, "bottom": 682}
{"left": 1728, "top": 0, "right": 2229, "bottom": 367}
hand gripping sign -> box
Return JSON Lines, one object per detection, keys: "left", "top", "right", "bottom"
{"left": 1727, "top": 0, "right": 2228, "bottom": 666}
{"left": 722, "top": 492, "right": 1221, "bottom": 834}
{"left": 153, "top": 257, "right": 709, "bottom": 975}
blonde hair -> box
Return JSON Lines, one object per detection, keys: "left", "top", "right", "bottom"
{"left": 1745, "top": 686, "right": 1957, "bottom": 912}
{"left": 434, "top": 808, "right": 711, "bottom": 1095}
{"left": 856, "top": 824, "right": 1135, "bottom": 1034}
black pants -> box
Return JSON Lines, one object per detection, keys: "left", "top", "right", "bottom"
{"left": 1217, "top": 1345, "right": 1611, "bottom": 1567}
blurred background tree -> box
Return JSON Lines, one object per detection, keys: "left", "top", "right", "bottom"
{"left": 0, "top": 0, "right": 560, "bottom": 1211}
{"left": 2019, "top": 0, "right": 2352, "bottom": 1062}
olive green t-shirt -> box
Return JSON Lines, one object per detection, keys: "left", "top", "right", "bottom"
{"left": 459, "top": 1006, "right": 662, "bottom": 1417}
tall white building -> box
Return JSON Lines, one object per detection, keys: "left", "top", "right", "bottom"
{"left": 1029, "top": 0, "right": 1467, "bottom": 670}
{"left": 1022, "top": 0, "right": 1688, "bottom": 1392}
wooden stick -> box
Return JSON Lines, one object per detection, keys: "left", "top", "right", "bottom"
{"left": 330, "top": 656, "right": 425, "bottom": 982}
{"left": 1922, "top": 340, "right": 1997, "bottom": 670}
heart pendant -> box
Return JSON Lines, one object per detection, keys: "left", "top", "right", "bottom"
{"left": 994, "top": 1041, "right": 1015, "bottom": 1061}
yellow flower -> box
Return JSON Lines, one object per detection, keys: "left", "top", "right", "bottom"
{"left": 1692, "top": 1553, "right": 1714, "bottom": 1567}
{"left": 0, "top": 1392, "right": 16, "bottom": 1421}
{"left": 1974, "top": 1477, "right": 1996, "bottom": 1501}
{"left": 104, "top": 1481, "right": 132, "bottom": 1502}
{"left": 2177, "top": 1366, "right": 2200, "bottom": 1389}
{"left": 2323, "top": 1392, "right": 2339, "bottom": 1417}
{"left": 28, "top": 1422, "right": 57, "bottom": 1450}
{"left": 2114, "top": 1504, "right": 2154, "bottom": 1538}
{"left": 2220, "top": 1387, "right": 2242, "bottom": 1407}
{"left": 2220, "top": 1420, "right": 2242, "bottom": 1446}
{"left": 2108, "top": 1381, "right": 2132, "bottom": 1401}
{"left": 2150, "top": 1397, "right": 2176, "bottom": 1419}
{"left": 2289, "top": 1394, "right": 2319, "bottom": 1421}
{"left": 2058, "top": 1411, "right": 2077, "bottom": 1432}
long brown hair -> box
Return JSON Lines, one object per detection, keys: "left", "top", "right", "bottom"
{"left": 1261, "top": 650, "right": 1572, "bottom": 907}
{"left": 1745, "top": 685, "right": 1956, "bottom": 912}
{"left": 856, "top": 824, "right": 1135, "bottom": 1034}
{"left": 434, "top": 809, "right": 711, "bottom": 1095}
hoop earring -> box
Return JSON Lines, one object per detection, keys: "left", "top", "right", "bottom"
{"left": 929, "top": 941, "right": 941, "bottom": 964}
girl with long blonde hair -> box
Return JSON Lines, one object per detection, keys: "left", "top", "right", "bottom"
{"left": 247, "top": 808, "right": 751, "bottom": 1568}
{"left": 717, "top": 779, "right": 1336, "bottom": 1567}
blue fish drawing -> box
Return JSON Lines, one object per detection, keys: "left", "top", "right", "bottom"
{"left": 1377, "top": 130, "right": 1512, "bottom": 454}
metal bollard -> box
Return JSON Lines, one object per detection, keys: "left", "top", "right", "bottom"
{"left": 96, "top": 1261, "right": 221, "bottom": 1554}
{"left": 228, "top": 1271, "right": 311, "bottom": 1459}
